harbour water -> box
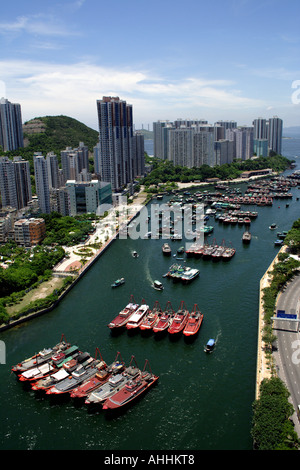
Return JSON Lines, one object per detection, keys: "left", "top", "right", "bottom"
{"left": 0, "top": 137, "right": 299, "bottom": 451}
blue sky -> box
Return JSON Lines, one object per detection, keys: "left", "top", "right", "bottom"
{"left": 0, "top": 0, "right": 299, "bottom": 130}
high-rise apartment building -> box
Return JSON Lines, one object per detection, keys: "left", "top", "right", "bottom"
{"left": 61, "top": 142, "right": 90, "bottom": 183}
{"left": 46, "top": 152, "right": 60, "bottom": 189}
{"left": 168, "top": 127, "right": 194, "bottom": 168}
{"left": 132, "top": 132, "right": 145, "bottom": 177}
{"left": 215, "top": 140, "right": 234, "bottom": 165}
{"left": 33, "top": 154, "right": 51, "bottom": 214}
{"left": 0, "top": 156, "right": 32, "bottom": 210}
{"left": 253, "top": 118, "right": 268, "bottom": 140}
{"left": 96, "top": 96, "right": 138, "bottom": 192}
{"left": 193, "top": 128, "right": 215, "bottom": 167}
{"left": 0, "top": 98, "right": 24, "bottom": 152}
{"left": 268, "top": 116, "right": 283, "bottom": 155}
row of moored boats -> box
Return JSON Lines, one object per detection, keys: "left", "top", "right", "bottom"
{"left": 12, "top": 336, "right": 158, "bottom": 411}
{"left": 108, "top": 298, "right": 204, "bottom": 337}
{"left": 185, "top": 240, "right": 236, "bottom": 260}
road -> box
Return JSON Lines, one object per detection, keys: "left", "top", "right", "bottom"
{"left": 273, "top": 273, "right": 300, "bottom": 435}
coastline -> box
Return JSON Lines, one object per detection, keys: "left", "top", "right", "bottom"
{"left": 255, "top": 246, "right": 286, "bottom": 398}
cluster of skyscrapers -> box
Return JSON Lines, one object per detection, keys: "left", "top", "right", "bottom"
{"left": 0, "top": 93, "right": 284, "bottom": 245}
{"left": 153, "top": 116, "right": 283, "bottom": 167}
{"left": 0, "top": 96, "right": 146, "bottom": 244}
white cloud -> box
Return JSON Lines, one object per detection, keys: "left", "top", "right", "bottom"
{"left": 0, "top": 13, "right": 80, "bottom": 37}
{"left": 0, "top": 59, "right": 268, "bottom": 128}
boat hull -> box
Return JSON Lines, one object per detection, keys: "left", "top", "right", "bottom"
{"left": 183, "top": 314, "right": 203, "bottom": 337}
{"left": 102, "top": 375, "right": 159, "bottom": 411}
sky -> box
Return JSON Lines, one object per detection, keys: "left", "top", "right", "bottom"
{"left": 0, "top": 0, "right": 300, "bottom": 130}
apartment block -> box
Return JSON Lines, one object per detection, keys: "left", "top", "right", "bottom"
{"left": 14, "top": 218, "right": 46, "bottom": 247}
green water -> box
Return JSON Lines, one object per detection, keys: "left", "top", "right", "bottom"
{"left": 1, "top": 163, "right": 299, "bottom": 451}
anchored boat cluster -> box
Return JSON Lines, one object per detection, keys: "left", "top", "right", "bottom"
{"left": 108, "top": 297, "right": 204, "bottom": 338}
{"left": 12, "top": 336, "right": 158, "bottom": 412}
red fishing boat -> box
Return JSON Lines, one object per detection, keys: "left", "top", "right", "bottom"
{"left": 70, "top": 351, "right": 124, "bottom": 400}
{"left": 139, "top": 301, "right": 162, "bottom": 331}
{"left": 183, "top": 304, "right": 204, "bottom": 337}
{"left": 168, "top": 301, "right": 189, "bottom": 335}
{"left": 102, "top": 360, "right": 159, "bottom": 411}
{"left": 126, "top": 302, "right": 150, "bottom": 330}
{"left": 107, "top": 295, "right": 139, "bottom": 330}
{"left": 152, "top": 301, "right": 174, "bottom": 334}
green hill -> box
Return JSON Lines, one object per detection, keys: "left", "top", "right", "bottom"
{"left": 22, "top": 115, "right": 99, "bottom": 154}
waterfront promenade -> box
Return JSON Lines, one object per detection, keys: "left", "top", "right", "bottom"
{"left": 255, "top": 247, "right": 284, "bottom": 399}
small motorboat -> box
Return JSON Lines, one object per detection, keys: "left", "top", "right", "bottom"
{"left": 269, "top": 223, "right": 277, "bottom": 230}
{"left": 162, "top": 243, "right": 171, "bottom": 256}
{"left": 153, "top": 280, "right": 164, "bottom": 291}
{"left": 204, "top": 339, "right": 215, "bottom": 353}
{"left": 132, "top": 251, "right": 139, "bottom": 258}
{"left": 111, "top": 278, "right": 125, "bottom": 288}
{"left": 242, "top": 231, "right": 251, "bottom": 244}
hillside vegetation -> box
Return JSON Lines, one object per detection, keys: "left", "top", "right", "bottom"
{"left": 0, "top": 115, "right": 99, "bottom": 167}
{"left": 23, "top": 115, "right": 99, "bottom": 153}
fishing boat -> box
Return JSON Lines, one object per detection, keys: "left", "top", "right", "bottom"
{"left": 139, "top": 301, "right": 162, "bottom": 332}
{"left": 269, "top": 223, "right": 277, "bottom": 230}
{"left": 153, "top": 301, "right": 174, "bottom": 334}
{"left": 211, "top": 241, "right": 226, "bottom": 261}
{"left": 242, "top": 231, "right": 251, "bottom": 244}
{"left": 102, "top": 360, "right": 158, "bottom": 412}
{"left": 85, "top": 356, "right": 141, "bottom": 407}
{"left": 185, "top": 242, "right": 198, "bottom": 257}
{"left": 204, "top": 339, "right": 215, "bottom": 353}
{"left": 168, "top": 301, "right": 189, "bottom": 335}
{"left": 162, "top": 243, "right": 171, "bottom": 256}
{"left": 107, "top": 295, "right": 139, "bottom": 330}
{"left": 274, "top": 239, "right": 284, "bottom": 246}
{"left": 19, "top": 345, "right": 79, "bottom": 383}
{"left": 277, "top": 231, "right": 288, "bottom": 240}
{"left": 222, "top": 246, "right": 236, "bottom": 260}
{"left": 70, "top": 351, "right": 124, "bottom": 401}
{"left": 153, "top": 280, "right": 164, "bottom": 291}
{"left": 31, "top": 352, "right": 80, "bottom": 392}
{"left": 181, "top": 267, "right": 200, "bottom": 283}
{"left": 18, "top": 361, "right": 55, "bottom": 383}
{"left": 46, "top": 353, "right": 101, "bottom": 397}
{"left": 11, "top": 334, "right": 69, "bottom": 375}
{"left": 126, "top": 303, "right": 150, "bottom": 330}
{"left": 183, "top": 304, "right": 204, "bottom": 337}
{"left": 111, "top": 278, "right": 125, "bottom": 288}
{"left": 202, "top": 244, "right": 217, "bottom": 260}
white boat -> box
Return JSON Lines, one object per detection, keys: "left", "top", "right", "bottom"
{"left": 126, "top": 304, "right": 150, "bottom": 329}
{"left": 181, "top": 268, "right": 200, "bottom": 283}
{"left": 153, "top": 280, "right": 164, "bottom": 290}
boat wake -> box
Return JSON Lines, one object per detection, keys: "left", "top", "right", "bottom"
{"left": 144, "top": 255, "right": 154, "bottom": 286}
